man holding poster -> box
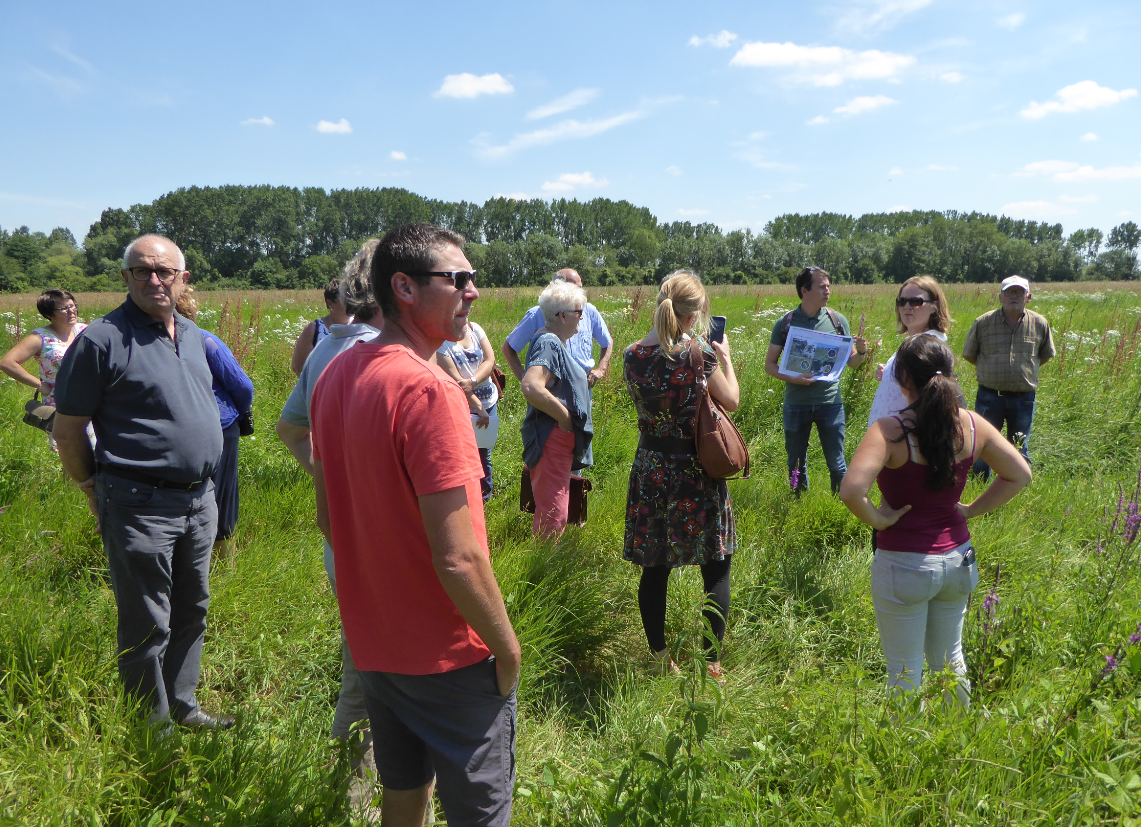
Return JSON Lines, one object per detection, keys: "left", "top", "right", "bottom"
{"left": 765, "top": 267, "right": 867, "bottom": 494}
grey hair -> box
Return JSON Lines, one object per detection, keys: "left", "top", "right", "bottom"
{"left": 121, "top": 235, "right": 186, "bottom": 271}
{"left": 339, "top": 239, "right": 381, "bottom": 321}
{"left": 538, "top": 279, "right": 586, "bottom": 323}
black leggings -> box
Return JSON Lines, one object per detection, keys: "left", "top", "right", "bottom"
{"left": 638, "top": 557, "right": 732, "bottom": 662}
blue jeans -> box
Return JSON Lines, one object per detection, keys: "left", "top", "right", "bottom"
{"left": 784, "top": 403, "right": 847, "bottom": 494}
{"left": 96, "top": 470, "right": 217, "bottom": 723}
{"left": 972, "top": 386, "right": 1035, "bottom": 479}
{"left": 479, "top": 404, "right": 496, "bottom": 502}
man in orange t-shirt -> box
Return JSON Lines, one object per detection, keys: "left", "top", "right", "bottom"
{"left": 311, "top": 224, "right": 520, "bottom": 827}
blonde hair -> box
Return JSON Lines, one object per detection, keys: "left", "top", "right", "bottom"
{"left": 895, "top": 275, "right": 952, "bottom": 335}
{"left": 654, "top": 269, "right": 711, "bottom": 355}
{"left": 175, "top": 284, "right": 198, "bottom": 321}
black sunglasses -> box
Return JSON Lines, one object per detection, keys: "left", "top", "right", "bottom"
{"left": 896, "top": 296, "right": 932, "bottom": 308}
{"left": 407, "top": 270, "right": 477, "bottom": 290}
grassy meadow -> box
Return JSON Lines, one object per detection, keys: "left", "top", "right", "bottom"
{"left": 1, "top": 281, "right": 1141, "bottom": 825}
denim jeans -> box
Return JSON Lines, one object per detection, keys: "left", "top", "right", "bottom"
{"left": 478, "top": 404, "right": 496, "bottom": 502}
{"left": 871, "top": 542, "right": 979, "bottom": 707}
{"left": 783, "top": 403, "right": 847, "bottom": 494}
{"left": 972, "top": 386, "right": 1035, "bottom": 479}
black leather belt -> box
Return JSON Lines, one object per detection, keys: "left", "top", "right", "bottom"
{"left": 978, "top": 385, "right": 1034, "bottom": 397}
{"left": 639, "top": 434, "right": 697, "bottom": 455}
{"left": 99, "top": 464, "right": 207, "bottom": 491}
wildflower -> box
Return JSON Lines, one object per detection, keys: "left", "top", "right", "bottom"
{"left": 1103, "top": 653, "right": 1119, "bottom": 675}
{"left": 789, "top": 463, "right": 801, "bottom": 491}
{"left": 1129, "top": 623, "right": 1141, "bottom": 646}
{"left": 982, "top": 590, "right": 999, "bottom": 634}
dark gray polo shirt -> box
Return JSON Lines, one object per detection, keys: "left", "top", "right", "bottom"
{"left": 55, "top": 297, "right": 223, "bottom": 483}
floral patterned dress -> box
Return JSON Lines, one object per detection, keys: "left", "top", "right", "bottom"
{"left": 34, "top": 324, "right": 86, "bottom": 406}
{"left": 623, "top": 336, "right": 736, "bottom": 568}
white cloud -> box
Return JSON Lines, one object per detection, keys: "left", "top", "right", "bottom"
{"left": 677, "top": 208, "right": 711, "bottom": 216}
{"left": 689, "top": 30, "right": 738, "bottom": 48}
{"left": 476, "top": 108, "right": 648, "bottom": 159}
{"left": 834, "top": 95, "right": 897, "bottom": 116}
{"left": 888, "top": 166, "right": 904, "bottom": 176}
{"left": 1080, "top": 132, "right": 1099, "bottom": 142}
{"left": 836, "top": 0, "right": 933, "bottom": 33}
{"left": 316, "top": 119, "right": 352, "bottom": 134}
{"left": 927, "top": 164, "right": 958, "bottom": 171}
{"left": 241, "top": 116, "right": 274, "bottom": 126}
{"left": 1118, "top": 210, "right": 1134, "bottom": 217}
{"left": 527, "top": 88, "right": 600, "bottom": 120}
{"left": 540, "top": 172, "right": 608, "bottom": 193}
{"left": 494, "top": 192, "right": 531, "bottom": 201}
{"left": 731, "top": 41, "right": 915, "bottom": 86}
{"left": 1058, "top": 194, "right": 1098, "bottom": 203}
{"left": 888, "top": 204, "right": 912, "bottom": 212}
{"left": 807, "top": 115, "right": 829, "bottom": 125}
{"left": 665, "top": 165, "right": 682, "bottom": 176}
{"left": 996, "top": 12, "right": 1026, "bottom": 30}
{"left": 390, "top": 150, "right": 407, "bottom": 160}
{"left": 50, "top": 42, "right": 94, "bottom": 73}
{"left": 940, "top": 71, "right": 964, "bottom": 83}
{"left": 1001, "top": 200, "right": 1077, "bottom": 219}
{"left": 22, "top": 63, "right": 83, "bottom": 99}
{"left": 748, "top": 130, "right": 768, "bottom": 139}
{"left": 435, "top": 73, "right": 514, "bottom": 99}
{"left": 1015, "top": 159, "right": 1141, "bottom": 182}
{"left": 1020, "top": 81, "right": 1138, "bottom": 119}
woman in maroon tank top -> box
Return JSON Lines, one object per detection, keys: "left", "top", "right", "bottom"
{"left": 839, "top": 336, "right": 1031, "bottom": 709}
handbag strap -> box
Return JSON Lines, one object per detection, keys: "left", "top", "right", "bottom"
{"left": 687, "top": 336, "right": 708, "bottom": 394}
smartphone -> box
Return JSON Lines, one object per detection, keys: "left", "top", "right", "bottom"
{"left": 709, "top": 315, "right": 727, "bottom": 344}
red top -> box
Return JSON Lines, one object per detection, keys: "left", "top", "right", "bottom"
{"left": 311, "top": 342, "right": 491, "bottom": 674}
{"left": 876, "top": 416, "right": 975, "bottom": 554}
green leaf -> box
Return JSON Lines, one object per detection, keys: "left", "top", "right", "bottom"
{"left": 694, "top": 712, "right": 709, "bottom": 740}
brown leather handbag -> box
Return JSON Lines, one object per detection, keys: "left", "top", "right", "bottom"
{"left": 490, "top": 365, "right": 508, "bottom": 400}
{"left": 688, "top": 337, "right": 750, "bottom": 480}
{"left": 520, "top": 468, "right": 593, "bottom": 526}
{"left": 23, "top": 392, "right": 56, "bottom": 433}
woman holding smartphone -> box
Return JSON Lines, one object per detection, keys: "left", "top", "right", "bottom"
{"left": 623, "top": 270, "right": 739, "bottom": 679}
{"left": 840, "top": 336, "right": 1030, "bottom": 709}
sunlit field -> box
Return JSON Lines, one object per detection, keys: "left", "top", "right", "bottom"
{"left": 2, "top": 281, "right": 1140, "bottom": 825}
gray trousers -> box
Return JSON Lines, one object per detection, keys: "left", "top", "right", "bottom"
{"left": 97, "top": 470, "right": 217, "bottom": 723}
{"left": 325, "top": 547, "right": 370, "bottom": 742}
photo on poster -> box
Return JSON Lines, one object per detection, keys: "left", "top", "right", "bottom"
{"left": 778, "top": 328, "right": 853, "bottom": 383}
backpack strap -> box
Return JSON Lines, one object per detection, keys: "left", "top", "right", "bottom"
{"left": 824, "top": 307, "right": 844, "bottom": 335}
{"left": 777, "top": 311, "right": 796, "bottom": 347}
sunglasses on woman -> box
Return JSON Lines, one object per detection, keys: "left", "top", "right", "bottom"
{"left": 896, "top": 296, "right": 932, "bottom": 308}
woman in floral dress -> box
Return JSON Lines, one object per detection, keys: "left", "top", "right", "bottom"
{"left": 623, "top": 271, "right": 739, "bottom": 679}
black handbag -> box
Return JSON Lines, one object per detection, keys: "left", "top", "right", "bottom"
{"left": 23, "top": 392, "right": 56, "bottom": 433}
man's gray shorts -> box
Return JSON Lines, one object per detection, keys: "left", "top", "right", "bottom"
{"left": 358, "top": 657, "right": 516, "bottom": 827}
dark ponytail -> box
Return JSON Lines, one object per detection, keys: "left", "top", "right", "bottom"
{"left": 892, "top": 336, "right": 964, "bottom": 490}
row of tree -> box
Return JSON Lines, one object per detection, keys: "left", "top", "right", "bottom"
{"left": 1, "top": 186, "right": 1138, "bottom": 292}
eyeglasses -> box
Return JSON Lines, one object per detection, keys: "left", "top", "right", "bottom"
{"left": 408, "top": 270, "right": 477, "bottom": 290}
{"left": 896, "top": 296, "right": 932, "bottom": 308}
{"left": 128, "top": 266, "right": 183, "bottom": 284}
{"left": 54, "top": 303, "right": 78, "bottom": 314}
{"left": 560, "top": 309, "right": 584, "bottom": 318}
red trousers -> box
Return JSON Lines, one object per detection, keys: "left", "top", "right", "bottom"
{"left": 528, "top": 427, "right": 575, "bottom": 539}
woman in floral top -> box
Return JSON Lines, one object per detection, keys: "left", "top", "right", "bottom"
{"left": 623, "top": 271, "right": 739, "bottom": 680}
{"left": 1, "top": 288, "right": 88, "bottom": 407}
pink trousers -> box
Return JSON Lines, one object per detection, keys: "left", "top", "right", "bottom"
{"left": 529, "top": 427, "right": 575, "bottom": 539}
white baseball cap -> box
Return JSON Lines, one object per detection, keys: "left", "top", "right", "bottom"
{"left": 1000, "top": 275, "right": 1030, "bottom": 292}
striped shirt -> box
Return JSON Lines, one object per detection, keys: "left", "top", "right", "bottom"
{"left": 962, "top": 308, "right": 1055, "bottom": 392}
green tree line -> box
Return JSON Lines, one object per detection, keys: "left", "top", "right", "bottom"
{"left": 1, "top": 185, "right": 1138, "bottom": 292}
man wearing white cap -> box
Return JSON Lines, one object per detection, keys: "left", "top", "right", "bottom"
{"left": 962, "top": 274, "right": 1055, "bottom": 479}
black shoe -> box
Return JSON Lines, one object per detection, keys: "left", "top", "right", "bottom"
{"left": 180, "top": 708, "right": 236, "bottom": 730}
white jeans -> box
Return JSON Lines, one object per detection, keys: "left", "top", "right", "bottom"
{"left": 871, "top": 542, "right": 979, "bottom": 707}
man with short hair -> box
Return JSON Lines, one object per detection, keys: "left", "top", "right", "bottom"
{"left": 311, "top": 223, "right": 520, "bottom": 827}
{"left": 500, "top": 268, "right": 612, "bottom": 387}
{"left": 962, "top": 274, "right": 1055, "bottom": 479}
{"left": 53, "top": 235, "right": 233, "bottom": 729}
{"left": 764, "top": 266, "right": 868, "bottom": 494}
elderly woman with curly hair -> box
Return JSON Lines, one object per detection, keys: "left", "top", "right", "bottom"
{"left": 520, "top": 278, "right": 594, "bottom": 539}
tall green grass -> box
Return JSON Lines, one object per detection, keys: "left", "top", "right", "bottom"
{"left": 1, "top": 283, "right": 1139, "bottom": 824}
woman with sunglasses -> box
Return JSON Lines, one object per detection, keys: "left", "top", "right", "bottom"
{"left": 840, "top": 336, "right": 1030, "bottom": 709}
{"left": 520, "top": 278, "right": 593, "bottom": 539}
{"left": 868, "top": 275, "right": 952, "bottom": 426}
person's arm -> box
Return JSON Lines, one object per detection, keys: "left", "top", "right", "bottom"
{"left": 1038, "top": 321, "right": 1056, "bottom": 366}
{"left": 471, "top": 330, "right": 496, "bottom": 386}
{"left": 290, "top": 321, "right": 318, "bottom": 376}
{"left": 500, "top": 340, "right": 525, "bottom": 382}
{"left": 707, "top": 337, "right": 740, "bottom": 412}
{"left": 588, "top": 342, "right": 613, "bottom": 388}
{"left": 434, "top": 351, "right": 488, "bottom": 424}
{"left": 846, "top": 335, "right": 868, "bottom": 368}
{"left": 521, "top": 364, "right": 572, "bottom": 430}
{"left": 838, "top": 421, "right": 912, "bottom": 529}
{"left": 54, "top": 413, "right": 98, "bottom": 512}
{"left": 206, "top": 336, "right": 255, "bottom": 413}
{"left": 957, "top": 414, "right": 1032, "bottom": 519}
{"left": 0, "top": 334, "right": 46, "bottom": 393}
{"left": 313, "top": 457, "right": 333, "bottom": 545}
{"left": 765, "top": 343, "right": 816, "bottom": 386}
{"left": 961, "top": 321, "right": 980, "bottom": 365}
{"left": 421, "top": 486, "right": 521, "bottom": 697}
{"left": 276, "top": 418, "right": 315, "bottom": 475}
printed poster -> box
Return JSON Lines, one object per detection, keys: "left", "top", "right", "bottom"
{"left": 778, "top": 328, "right": 854, "bottom": 382}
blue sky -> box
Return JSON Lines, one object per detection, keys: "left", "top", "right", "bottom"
{"left": 2, "top": 0, "right": 1138, "bottom": 244}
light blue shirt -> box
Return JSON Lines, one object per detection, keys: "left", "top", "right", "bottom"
{"left": 505, "top": 303, "right": 612, "bottom": 371}
{"left": 279, "top": 322, "right": 380, "bottom": 428}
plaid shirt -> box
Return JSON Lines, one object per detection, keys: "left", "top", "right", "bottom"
{"left": 962, "top": 308, "right": 1055, "bottom": 392}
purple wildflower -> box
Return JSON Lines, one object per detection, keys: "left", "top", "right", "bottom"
{"left": 1129, "top": 623, "right": 1141, "bottom": 646}
{"left": 1104, "top": 654, "right": 1119, "bottom": 674}
{"left": 1123, "top": 503, "right": 1140, "bottom": 545}
{"left": 790, "top": 462, "right": 801, "bottom": 492}
{"left": 982, "top": 590, "right": 999, "bottom": 634}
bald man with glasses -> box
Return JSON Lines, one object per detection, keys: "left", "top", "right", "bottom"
{"left": 53, "top": 234, "right": 234, "bottom": 731}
